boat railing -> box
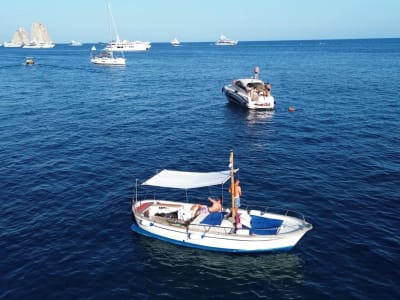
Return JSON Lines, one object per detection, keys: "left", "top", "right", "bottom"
{"left": 242, "top": 205, "right": 307, "bottom": 221}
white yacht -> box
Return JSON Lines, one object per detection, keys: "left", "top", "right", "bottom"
{"left": 170, "top": 37, "right": 180, "bottom": 46}
{"left": 215, "top": 35, "right": 238, "bottom": 46}
{"left": 70, "top": 40, "right": 83, "bottom": 46}
{"left": 104, "top": 40, "right": 151, "bottom": 51}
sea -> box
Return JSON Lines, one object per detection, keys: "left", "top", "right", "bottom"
{"left": 0, "top": 39, "right": 399, "bottom": 300}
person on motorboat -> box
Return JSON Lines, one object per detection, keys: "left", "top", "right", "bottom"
{"left": 264, "top": 83, "right": 272, "bottom": 96}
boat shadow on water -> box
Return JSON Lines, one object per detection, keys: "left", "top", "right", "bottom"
{"left": 133, "top": 235, "right": 305, "bottom": 296}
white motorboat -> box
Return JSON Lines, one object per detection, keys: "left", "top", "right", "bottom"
{"left": 131, "top": 152, "right": 312, "bottom": 253}
{"left": 70, "top": 40, "right": 83, "bottom": 46}
{"left": 91, "top": 50, "right": 126, "bottom": 65}
{"left": 25, "top": 57, "right": 35, "bottom": 65}
{"left": 170, "top": 37, "right": 180, "bottom": 46}
{"left": 215, "top": 35, "right": 238, "bottom": 46}
{"left": 222, "top": 66, "right": 275, "bottom": 110}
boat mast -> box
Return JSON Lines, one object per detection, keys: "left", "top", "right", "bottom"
{"left": 229, "top": 151, "right": 236, "bottom": 218}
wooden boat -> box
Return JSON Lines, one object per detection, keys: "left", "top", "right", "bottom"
{"left": 131, "top": 152, "right": 312, "bottom": 253}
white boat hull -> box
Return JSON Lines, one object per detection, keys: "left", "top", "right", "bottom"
{"left": 104, "top": 40, "right": 151, "bottom": 52}
{"left": 23, "top": 43, "right": 55, "bottom": 48}
{"left": 132, "top": 200, "right": 311, "bottom": 253}
{"left": 91, "top": 57, "right": 126, "bottom": 65}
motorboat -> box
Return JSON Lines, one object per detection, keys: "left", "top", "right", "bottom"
{"left": 90, "top": 50, "right": 126, "bottom": 65}
{"left": 70, "top": 40, "right": 83, "bottom": 46}
{"left": 131, "top": 152, "right": 312, "bottom": 253}
{"left": 222, "top": 66, "right": 275, "bottom": 110}
{"left": 25, "top": 57, "right": 35, "bottom": 65}
{"left": 170, "top": 37, "right": 180, "bottom": 46}
{"left": 215, "top": 35, "right": 238, "bottom": 46}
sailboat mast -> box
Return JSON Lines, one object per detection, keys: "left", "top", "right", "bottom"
{"left": 107, "top": 2, "right": 120, "bottom": 42}
{"left": 229, "top": 151, "right": 236, "bottom": 218}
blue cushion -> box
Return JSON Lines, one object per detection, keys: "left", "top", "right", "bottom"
{"left": 201, "top": 212, "right": 225, "bottom": 225}
{"left": 250, "top": 215, "right": 283, "bottom": 235}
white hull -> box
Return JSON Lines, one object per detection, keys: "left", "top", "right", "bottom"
{"left": 91, "top": 56, "right": 126, "bottom": 65}
{"left": 132, "top": 200, "right": 311, "bottom": 253}
{"left": 215, "top": 41, "right": 238, "bottom": 46}
{"left": 23, "top": 43, "right": 55, "bottom": 48}
{"left": 3, "top": 42, "right": 22, "bottom": 48}
{"left": 215, "top": 35, "right": 238, "bottom": 46}
{"left": 223, "top": 82, "right": 275, "bottom": 110}
{"left": 171, "top": 38, "right": 180, "bottom": 46}
{"left": 104, "top": 40, "right": 151, "bottom": 51}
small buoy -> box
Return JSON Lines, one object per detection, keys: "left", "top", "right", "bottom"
{"left": 288, "top": 107, "right": 295, "bottom": 112}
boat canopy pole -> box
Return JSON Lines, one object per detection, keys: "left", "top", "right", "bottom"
{"left": 229, "top": 151, "right": 236, "bottom": 218}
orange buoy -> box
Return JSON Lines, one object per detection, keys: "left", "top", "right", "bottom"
{"left": 288, "top": 107, "right": 295, "bottom": 112}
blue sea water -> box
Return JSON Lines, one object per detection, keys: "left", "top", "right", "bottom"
{"left": 0, "top": 39, "right": 399, "bottom": 300}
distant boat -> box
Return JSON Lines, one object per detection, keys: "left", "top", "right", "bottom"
{"left": 91, "top": 50, "right": 126, "bottom": 65}
{"left": 3, "top": 27, "right": 29, "bottom": 47}
{"left": 25, "top": 57, "right": 35, "bottom": 65}
{"left": 70, "top": 40, "right": 83, "bottom": 46}
{"left": 102, "top": 3, "right": 150, "bottom": 52}
{"left": 23, "top": 22, "right": 55, "bottom": 48}
{"left": 91, "top": 45, "right": 97, "bottom": 51}
{"left": 104, "top": 40, "right": 151, "bottom": 52}
{"left": 215, "top": 35, "right": 238, "bottom": 46}
{"left": 91, "top": 3, "right": 126, "bottom": 65}
{"left": 170, "top": 37, "right": 180, "bottom": 46}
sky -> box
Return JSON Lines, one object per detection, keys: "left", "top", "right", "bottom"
{"left": 1, "top": 0, "right": 399, "bottom": 43}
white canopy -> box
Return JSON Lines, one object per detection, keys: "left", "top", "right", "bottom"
{"left": 142, "top": 169, "right": 238, "bottom": 189}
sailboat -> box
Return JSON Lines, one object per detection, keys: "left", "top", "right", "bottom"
{"left": 91, "top": 3, "right": 126, "bottom": 65}
{"left": 23, "top": 22, "right": 55, "bottom": 48}
{"left": 131, "top": 151, "right": 312, "bottom": 253}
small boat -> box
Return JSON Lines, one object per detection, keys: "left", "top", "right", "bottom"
{"left": 170, "top": 37, "right": 180, "bottom": 46}
{"left": 91, "top": 45, "right": 97, "bottom": 51}
{"left": 131, "top": 152, "right": 312, "bottom": 253}
{"left": 215, "top": 35, "right": 238, "bottom": 46}
{"left": 90, "top": 50, "right": 126, "bottom": 65}
{"left": 222, "top": 66, "right": 275, "bottom": 110}
{"left": 25, "top": 57, "right": 35, "bottom": 65}
{"left": 70, "top": 40, "right": 83, "bottom": 46}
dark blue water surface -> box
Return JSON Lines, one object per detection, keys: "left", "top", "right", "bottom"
{"left": 1, "top": 39, "right": 399, "bottom": 299}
